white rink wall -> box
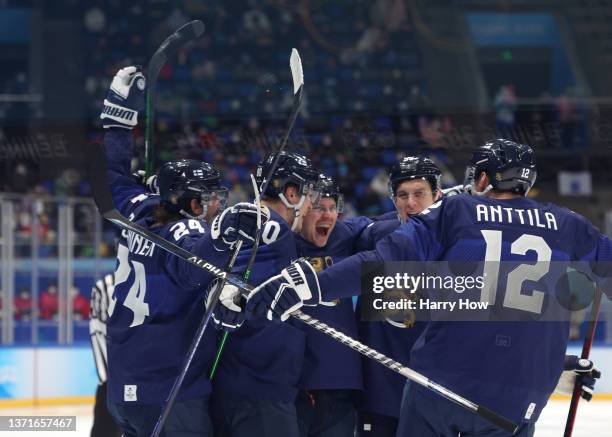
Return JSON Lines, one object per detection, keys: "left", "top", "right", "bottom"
{"left": 0, "top": 345, "right": 610, "bottom": 405}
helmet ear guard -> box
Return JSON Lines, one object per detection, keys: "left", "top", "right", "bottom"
{"left": 278, "top": 180, "right": 322, "bottom": 231}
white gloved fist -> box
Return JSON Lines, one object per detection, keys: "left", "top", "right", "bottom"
{"left": 205, "top": 280, "right": 245, "bottom": 332}
{"left": 100, "top": 66, "right": 146, "bottom": 129}
{"left": 555, "top": 355, "right": 601, "bottom": 401}
{"left": 246, "top": 259, "right": 321, "bottom": 322}
{"left": 132, "top": 170, "right": 159, "bottom": 194}
{"left": 211, "top": 202, "right": 271, "bottom": 251}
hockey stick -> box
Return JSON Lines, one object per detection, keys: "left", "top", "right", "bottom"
{"left": 86, "top": 142, "right": 517, "bottom": 434}
{"left": 151, "top": 240, "right": 244, "bottom": 437}
{"left": 86, "top": 142, "right": 249, "bottom": 436}
{"left": 292, "top": 311, "right": 517, "bottom": 433}
{"left": 209, "top": 48, "right": 305, "bottom": 379}
{"left": 145, "top": 20, "right": 205, "bottom": 177}
{"left": 207, "top": 175, "right": 260, "bottom": 379}
{"left": 563, "top": 287, "right": 603, "bottom": 437}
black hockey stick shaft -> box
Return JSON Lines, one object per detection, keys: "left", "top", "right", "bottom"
{"left": 209, "top": 49, "right": 304, "bottom": 378}
{"left": 151, "top": 240, "right": 244, "bottom": 437}
{"left": 86, "top": 142, "right": 517, "bottom": 433}
{"left": 145, "top": 20, "right": 205, "bottom": 177}
{"left": 291, "top": 311, "right": 518, "bottom": 433}
{"left": 86, "top": 142, "right": 252, "bottom": 293}
{"left": 563, "top": 288, "right": 603, "bottom": 437}
{"left": 245, "top": 48, "right": 304, "bottom": 281}
{"left": 244, "top": 81, "right": 304, "bottom": 271}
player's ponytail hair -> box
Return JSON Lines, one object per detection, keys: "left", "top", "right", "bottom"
{"left": 153, "top": 203, "right": 183, "bottom": 225}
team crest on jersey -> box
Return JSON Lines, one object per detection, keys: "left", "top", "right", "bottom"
{"left": 124, "top": 385, "right": 137, "bottom": 402}
{"left": 307, "top": 256, "right": 333, "bottom": 272}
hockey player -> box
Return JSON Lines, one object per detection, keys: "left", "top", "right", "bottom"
{"left": 246, "top": 139, "right": 612, "bottom": 436}
{"left": 100, "top": 65, "right": 267, "bottom": 437}
{"left": 211, "top": 151, "right": 321, "bottom": 437}
{"left": 355, "top": 157, "right": 442, "bottom": 437}
{"left": 294, "top": 174, "right": 372, "bottom": 437}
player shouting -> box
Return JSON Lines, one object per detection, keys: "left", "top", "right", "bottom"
{"left": 246, "top": 139, "right": 612, "bottom": 436}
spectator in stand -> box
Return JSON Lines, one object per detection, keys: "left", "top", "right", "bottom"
{"left": 556, "top": 87, "right": 575, "bottom": 148}
{"left": 39, "top": 283, "right": 59, "bottom": 320}
{"left": 494, "top": 84, "right": 517, "bottom": 139}
{"left": 14, "top": 288, "right": 32, "bottom": 321}
{"left": 71, "top": 286, "right": 90, "bottom": 320}
{"left": 408, "top": 85, "right": 430, "bottom": 136}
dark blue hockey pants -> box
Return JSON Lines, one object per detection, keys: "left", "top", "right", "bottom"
{"left": 296, "top": 389, "right": 356, "bottom": 437}
{"left": 107, "top": 395, "right": 213, "bottom": 437}
{"left": 396, "top": 382, "right": 535, "bottom": 437}
{"left": 212, "top": 397, "right": 301, "bottom": 437}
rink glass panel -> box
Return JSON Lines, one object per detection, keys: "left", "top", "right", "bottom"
{"left": 0, "top": 194, "right": 115, "bottom": 345}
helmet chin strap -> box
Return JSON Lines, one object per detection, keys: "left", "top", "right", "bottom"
{"left": 389, "top": 196, "right": 406, "bottom": 224}
{"left": 470, "top": 182, "right": 493, "bottom": 196}
{"left": 279, "top": 192, "right": 306, "bottom": 231}
{"left": 179, "top": 201, "right": 208, "bottom": 221}
{"left": 385, "top": 317, "right": 410, "bottom": 329}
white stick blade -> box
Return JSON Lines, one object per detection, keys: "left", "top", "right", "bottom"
{"left": 290, "top": 48, "right": 304, "bottom": 95}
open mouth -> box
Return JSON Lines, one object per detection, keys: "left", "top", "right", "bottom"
{"left": 315, "top": 223, "right": 332, "bottom": 238}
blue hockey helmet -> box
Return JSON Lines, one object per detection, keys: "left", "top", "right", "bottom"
{"left": 388, "top": 156, "right": 441, "bottom": 199}
{"left": 317, "top": 173, "right": 344, "bottom": 213}
{"left": 255, "top": 151, "right": 319, "bottom": 200}
{"left": 255, "top": 151, "right": 320, "bottom": 230}
{"left": 464, "top": 139, "right": 537, "bottom": 195}
{"left": 157, "top": 159, "right": 228, "bottom": 218}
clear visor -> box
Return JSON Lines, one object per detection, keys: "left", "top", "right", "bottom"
{"left": 463, "top": 166, "right": 476, "bottom": 187}
{"left": 312, "top": 194, "right": 344, "bottom": 214}
{"left": 303, "top": 183, "right": 321, "bottom": 206}
{"left": 201, "top": 187, "right": 229, "bottom": 213}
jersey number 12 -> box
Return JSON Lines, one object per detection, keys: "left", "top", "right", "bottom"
{"left": 481, "top": 230, "right": 551, "bottom": 314}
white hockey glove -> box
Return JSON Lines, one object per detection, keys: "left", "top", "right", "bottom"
{"left": 555, "top": 355, "right": 601, "bottom": 401}
{"left": 246, "top": 259, "right": 321, "bottom": 322}
{"left": 100, "top": 65, "right": 146, "bottom": 129}
{"left": 442, "top": 184, "right": 472, "bottom": 197}
{"left": 210, "top": 202, "right": 271, "bottom": 251}
{"left": 132, "top": 170, "right": 159, "bottom": 194}
{"left": 205, "top": 279, "right": 245, "bottom": 332}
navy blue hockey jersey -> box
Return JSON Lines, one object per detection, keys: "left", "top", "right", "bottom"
{"left": 318, "top": 194, "right": 612, "bottom": 424}
{"left": 104, "top": 129, "right": 228, "bottom": 404}
{"left": 294, "top": 216, "right": 372, "bottom": 391}
{"left": 214, "top": 209, "right": 306, "bottom": 402}
{"left": 355, "top": 218, "right": 427, "bottom": 418}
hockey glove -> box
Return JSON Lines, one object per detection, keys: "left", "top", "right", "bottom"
{"left": 246, "top": 259, "right": 321, "bottom": 322}
{"left": 132, "top": 170, "right": 159, "bottom": 194}
{"left": 205, "top": 279, "right": 245, "bottom": 332}
{"left": 100, "top": 65, "right": 146, "bottom": 129}
{"left": 210, "top": 202, "right": 271, "bottom": 251}
{"left": 555, "top": 355, "right": 601, "bottom": 401}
